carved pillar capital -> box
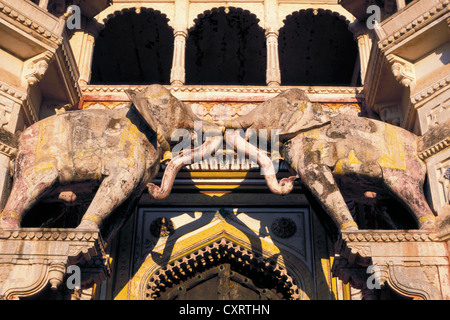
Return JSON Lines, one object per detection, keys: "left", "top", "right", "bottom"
{"left": 386, "top": 54, "right": 416, "bottom": 88}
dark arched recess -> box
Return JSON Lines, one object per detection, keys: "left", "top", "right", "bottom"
{"left": 279, "top": 10, "right": 359, "bottom": 86}
{"left": 91, "top": 9, "right": 174, "bottom": 85}
{"left": 186, "top": 7, "right": 266, "bottom": 86}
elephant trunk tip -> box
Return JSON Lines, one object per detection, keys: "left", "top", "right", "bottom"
{"left": 278, "top": 176, "right": 296, "bottom": 195}
{"left": 147, "top": 183, "right": 170, "bottom": 200}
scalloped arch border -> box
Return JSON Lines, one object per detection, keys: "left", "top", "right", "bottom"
{"left": 138, "top": 236, "right": 314, "bottom": 300}
{"left": 96, "top": 3, "right": 175, "bottom": 30}
{"left": 187, "top": 5, "right": 265, "bottom": 31}
{"left": 280, "top": 7, "right": 354, "bottom": 30}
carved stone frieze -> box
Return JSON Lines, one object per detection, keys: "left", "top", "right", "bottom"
{"left": 332, "top": 230, "right": 450, "bottom": 300}
{"left": 0, "top": 228, "right": 110, "bottom": 300}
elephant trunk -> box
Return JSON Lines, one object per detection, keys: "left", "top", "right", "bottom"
{"left": 225, "top": 130, "right": 296, "bottom": 195}
{"left": 148, "top": 129, "right": 224, "bottom": 200}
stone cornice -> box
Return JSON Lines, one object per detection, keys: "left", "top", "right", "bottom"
{"left": 418, "top": 137, "right": 450, "bottom": 161}
{"left": 170, "top": 86, "right": 364, "bottom": 95}
{"left": 0, "top": 1, "right": 63, "bottom": 46}
{"left": 411, "top": 75, "right": 450, "bottom": 106}
{"left": 378, "top": 0, "right": 449, "bottom": 51}
{"left": 81, "top": 85, "right": 364, "bottom": 95}
{"left": 0, "top": 228, "right": 102, "bottom": 242}
{"left": 0, "top": 82, "right": 27, "bottom": 102}
{"left": 339, "top": 230, "right": 438, "bottom": 243}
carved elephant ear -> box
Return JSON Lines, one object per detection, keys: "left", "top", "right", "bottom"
{"left": 125, "top": 89, "right": 158, "bottom": 133}
{"left": 278, "top": 102, "right": 331, "bottom": 141}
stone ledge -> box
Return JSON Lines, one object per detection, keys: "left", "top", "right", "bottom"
{"left": 332, "top": 229, "right": 450, "bottom": 300}
{"left": 340, "top": 230, "right": 439, "bottom": 243}
{"left": 0, "top": 228, "right": 110, "bottom": 300}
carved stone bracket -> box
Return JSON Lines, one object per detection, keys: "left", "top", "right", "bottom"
{"left": 0, "top": 228, "right": 110, "bottom": 300}
{"left": 22, "top": 52, "right": 55, "bottom": 86}
{"left": 386, "top": 54, "right": 416, "bottom": 88}
{"left": 332, "top": 230, "right": 450, "bottom": 300}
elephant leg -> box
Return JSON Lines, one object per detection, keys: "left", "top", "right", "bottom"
{"left": 77, "top": 172, "right": 139, "bottom": 231}
{"left": 0, "top": 164, "right": 58, "bottom": 229}
{"left": 297, "top": 163, "right": 358, "bottom": 231}
{"left": 382, "top": 172, "right": 436, "bottom": 230}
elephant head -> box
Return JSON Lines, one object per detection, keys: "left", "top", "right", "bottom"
{"left": 125, "top": 85, "right": 219, "bottom": 145}
{"left": 222, "top": 89, "right": 331, "bottom": 196}
{"left": 225, "top": 89, "right": 331, "bottom": 142}
{"left": 126, "top": 85, "right": 224, "bottom": 200}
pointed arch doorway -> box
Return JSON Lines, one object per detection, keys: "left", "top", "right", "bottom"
{"left": 145, "top": 238, "right": 301, "bottom": 300}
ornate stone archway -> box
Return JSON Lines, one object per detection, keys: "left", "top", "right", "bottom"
{"left": 144, "top": 238, "right": 301, "bottom": 300}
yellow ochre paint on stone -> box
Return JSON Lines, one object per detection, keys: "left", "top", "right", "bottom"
{"left": 334, "top": 150, "right": 362, "bottom": 174}
{"left": 376, "top": 124, "right": 406, "bottom": 171}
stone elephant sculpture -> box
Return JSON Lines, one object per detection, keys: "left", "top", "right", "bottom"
{"left": 224, "top": 89, "right": 436, "bottom": 232}
{"left": 0, "top": 85, "right": 223, "bottom": 241}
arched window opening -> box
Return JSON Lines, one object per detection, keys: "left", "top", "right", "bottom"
{"left": 91, "top": 9, "right": 174, "bottom": 85}
{"left": 186, "top": 7, "right": 266, "bottom": 86}
{"left": 279, "top": 10, "right": 359, "bottom": 86}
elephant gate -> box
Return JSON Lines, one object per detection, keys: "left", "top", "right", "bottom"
{"left": 0, "top": 86, "right": 449, "bottom": 301}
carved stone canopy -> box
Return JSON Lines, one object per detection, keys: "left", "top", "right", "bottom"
{"left": 0, "top": 228, "right": 110, "bottom": 300}
{"left": 332, "top": 230, "right": 450, "bottom": 300}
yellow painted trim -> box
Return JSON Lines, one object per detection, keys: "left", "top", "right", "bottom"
{"left": 189, "top": 172, "right": 249, "bottom": 179}
{"left": 343, "top": 282, "right": 351, "bottom": 300}
{"left": 340, "top": 221, "right": 358, "bottom": 231}
{"left": 194, "top": 184, "right": 242, "bottom": 189}
{"left": 199, "top": 191, "right": 232, "bottom": 197}
{"left": 419, "top": 214, "right": 436, "bottom": 224}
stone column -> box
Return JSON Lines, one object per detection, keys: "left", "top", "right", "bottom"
{"left": 264, "top": 0, "right": 281, "bottom": 86}
{"left": 170, "top": 0, "right": 189, "bottom": 86}
{"left": 78, "top": 21, "right": 102, "bottom": 86}
{"left": 266, "top": 31, "right": 281, "bottom": 86}
{"left": 170, "top": 30, "right": 187, "bottom": 86}
{"left": 356, "top": 34, "right": 372, "bottom": 84}
{"left": 348, "top": 21, "right": 372, "bottom": 85}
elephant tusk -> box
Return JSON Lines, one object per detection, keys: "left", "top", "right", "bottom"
{"left": 148, "top": 133, "right": 223, "bottom": 200}
{"left": 156, "top": 129, "right": 172, "bottom": 163}
{"left": 225, "top": 130, "right": 295, "bottom": 195}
